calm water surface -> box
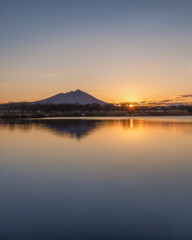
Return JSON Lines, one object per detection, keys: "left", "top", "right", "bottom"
{"left": 0, "top": 117, "right": 192, "bottom": 240}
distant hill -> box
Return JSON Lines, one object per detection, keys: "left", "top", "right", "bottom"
{"left": 33, "top": 89, "right": 106, "bottom": 105}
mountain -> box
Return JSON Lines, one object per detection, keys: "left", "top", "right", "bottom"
{"left": 33, "top": 89, "right": 106, "bottom": 105}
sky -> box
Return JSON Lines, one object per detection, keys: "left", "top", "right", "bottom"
{"left": 0, "top": 0, "right": 192, "bottom": 104}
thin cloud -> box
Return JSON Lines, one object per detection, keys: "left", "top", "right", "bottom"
{"left": 138, "top": 95, "right": 192, "bottom": 106}
{"left": 158, "top": 99, "right": 172, "bottom": 103}
{"left": 176, "top": 94, "right": 192, "bottom": 99}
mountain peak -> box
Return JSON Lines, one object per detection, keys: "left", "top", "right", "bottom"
{"left": 74, "top": 89, "right": 84, "bottom": 93}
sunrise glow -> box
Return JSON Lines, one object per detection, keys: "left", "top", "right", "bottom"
{"left": 0, "top": 1, "right": 192, "bottom": 104}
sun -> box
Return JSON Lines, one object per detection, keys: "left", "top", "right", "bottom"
{"left": 129, "top": 104, "right": 134, "bottom": 108}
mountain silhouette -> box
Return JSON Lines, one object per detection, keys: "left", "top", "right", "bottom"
{"left": 33, "top": 89, "right": 106, "bottom": 105}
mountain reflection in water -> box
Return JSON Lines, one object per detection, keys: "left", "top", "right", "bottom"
{"left": 0, "top": 117, "right": 192, "bottom": 139}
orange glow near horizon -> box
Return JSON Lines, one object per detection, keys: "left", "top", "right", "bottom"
{"left": 0, "top": 86, "right": 191, "bottom": 106}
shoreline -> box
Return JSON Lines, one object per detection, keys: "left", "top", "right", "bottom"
{"left": 1, "top": 112, "right": 192, "bottom": 119}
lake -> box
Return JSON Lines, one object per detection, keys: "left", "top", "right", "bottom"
{"left": 0, "top": 117, "right": 192, "bottom": 240}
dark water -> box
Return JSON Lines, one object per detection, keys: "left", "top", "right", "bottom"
{"left": 0, "top": 117, "right": 192, "bottom": 240}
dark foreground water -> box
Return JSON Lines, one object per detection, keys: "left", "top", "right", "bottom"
{"left": 0, "top": 117, "right": 192, "bottom": 240}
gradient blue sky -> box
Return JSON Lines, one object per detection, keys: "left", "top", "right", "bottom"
{"left": 1, "top": 0, "right": 192, "bottom": 103}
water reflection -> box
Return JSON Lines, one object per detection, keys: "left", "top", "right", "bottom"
{"left": 0, "top": 117, "right": 192, "bottom": 240}
{"left": 1, "top": 118, "right": 192, "bottom": 139}
{"left": 0, "top": 119, "right": 102, "bottom": 139}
